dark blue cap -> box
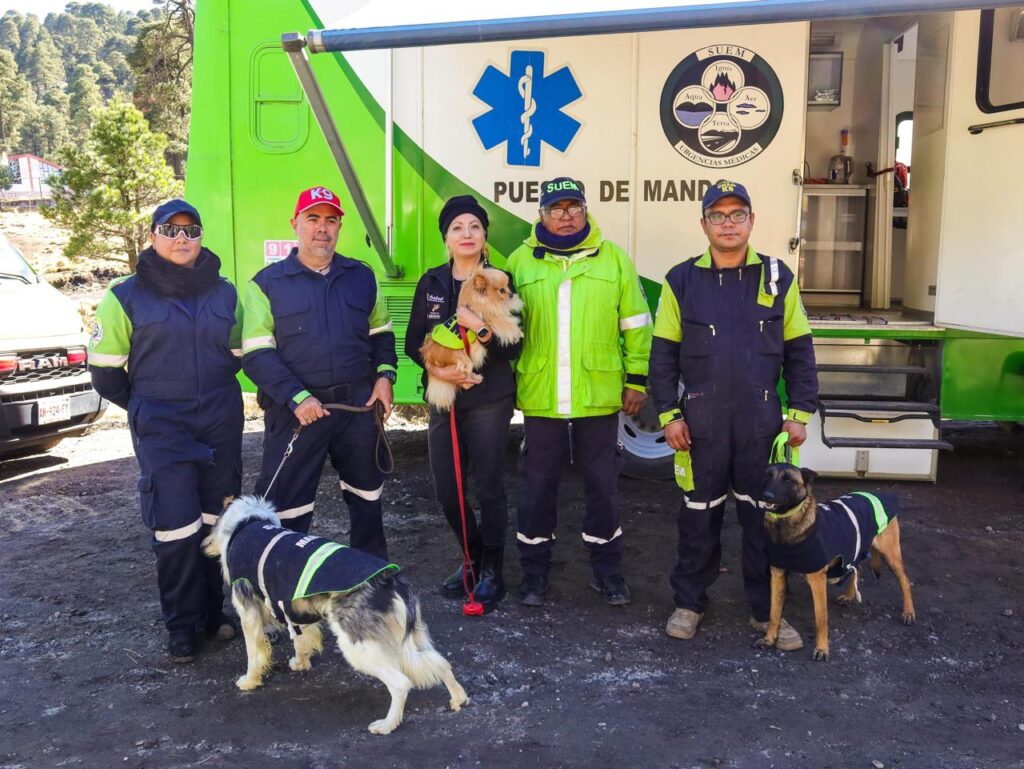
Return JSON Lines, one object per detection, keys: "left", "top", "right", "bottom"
{"left": 540, "top": 177, "right": 586, "bottom": 208}
{"left": 151, "top": 198, "right": 202, "bottom": 229}
{"left": 701, "top": 180, "right": 752, "bottom": 213}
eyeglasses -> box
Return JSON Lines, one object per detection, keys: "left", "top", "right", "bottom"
{"left": 541, "top": 205, "right": 585, "bottom": 219}
{"left": 704, "top": 210, "right": 750, "bottom": 225}
{"left": 154, "top": 223, "right": 203, "bottom": 240}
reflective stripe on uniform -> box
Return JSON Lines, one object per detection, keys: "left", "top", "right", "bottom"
{"left": 849, "top": 491, "right": 890, "bottom": 534}
{"left": 556, "top": 278, "right": 572, "bottom": 415}
{"left": 684, "top": 494, "right": 728, "bottom": 510}
{"left": 88, "top": 351, "right": 129, "bottom": 367}
{"left": 582, "top": 527, "right": 623, "bottom": 545}
{"left": 733, "top": 492, "right": 766, "bottom": 508}
{"left": 619, "top": 312, "right": 652, "bottom": 331}
{"left": 242, "top": 335, "right": 276, "bottom": 354}
{"left": 257, "top": 531, "right": 292, "bottom": 605}
{"left": 231, "top": 348, "right": 242, "bottom": 358}
{"left": 202, "top": 513, "right": 219, "bottom": 526}
{"left": 292, "top": 541, "right": 345, "bottom": 600}
{"left": 154, "top": 515, "right": 203, "bottom": 542}
{"left": 339, "top": 481, "right": 383, "bottom": 501}
{"left": 369, "top": 321, "right": 393, "bottom": 336}
{"left": 834, "top": 499, "right": 862, "bottom": 564}
{"left": 277, "top": 502, "right": 314, "bottom": 520}
{"left": 517, "top": 531, "right": 556, "bottom": 545}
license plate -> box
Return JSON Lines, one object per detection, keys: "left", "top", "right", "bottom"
{"left": 37, "top": 395, "right": 72, "bottom": 425}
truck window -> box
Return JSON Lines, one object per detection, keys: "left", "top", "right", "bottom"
{"left": 976, "top": 7, "right": 1024, "bottom": 113}
{"left": 0, "top": 237, "right": 36, "bottom": 282}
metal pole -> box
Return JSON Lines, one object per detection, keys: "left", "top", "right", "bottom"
{"left": 281, "top": 34, "right": 401, "bottom": 278}
{"left": 301, "top": 0, "right": 1021, "bottom": 53}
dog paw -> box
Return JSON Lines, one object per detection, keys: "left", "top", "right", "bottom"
{"left": 289, "top": 656, "right": 311, "bottom": 672}
{"left": 450, "top": 694, "right": 470, "bottom": 712}
{"left": 902, "top": 611, "right": 916, "bottom": 625}
{"left": 753, "top": 635, "right": 776, "bottom": 649}
{"left": 236, "top": 675, "right": 262, "bottom": 691}
{"left": 368, "top": 719, "right": 398, "bottom": 735}
{"left": 836, "top": 593, "right": 861, "bottom": 606}
{"left": 812, "top": 648, "right": 830, "bottom": 661}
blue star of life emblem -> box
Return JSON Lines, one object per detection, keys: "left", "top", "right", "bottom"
{"left": 471, "top": 50, "right": 582, "bottom": 167}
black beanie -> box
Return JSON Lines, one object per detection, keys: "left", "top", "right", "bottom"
{"left": 438, "top": 195, "right": 489, "bottom": 240}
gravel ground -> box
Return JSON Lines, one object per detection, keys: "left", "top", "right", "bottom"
{"left": 0, "top": 415, "right": 1022, "bottom": 769}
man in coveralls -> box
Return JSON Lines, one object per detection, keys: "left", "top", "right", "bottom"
{"left": 649, "top": 180, "right": 818, "bottom": 648}
{"left": 242, "top": 187, "right": 396, "bottom": 559}
{"left": 508, "top": 177, "right": 653, "bottom": 606}
{"left": 90, "top": 199, "right": 243, "bottom": 662}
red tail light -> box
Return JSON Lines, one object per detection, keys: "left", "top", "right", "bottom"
{"left": 0, "top": 354, "right": 16, "bottom": 375}
{"left": 67, "top": 348, "right": 87, "bottom": 366}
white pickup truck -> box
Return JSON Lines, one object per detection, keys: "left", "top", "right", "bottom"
{"left": 0, "top": 234, "right": 106, "bottom": 457}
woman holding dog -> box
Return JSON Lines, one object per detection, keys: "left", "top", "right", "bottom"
{"left": 405, "top": 195, "right": 521, "bottom": 612}
{"left": 89, "top": 199, "right": 243, "bottom": 663}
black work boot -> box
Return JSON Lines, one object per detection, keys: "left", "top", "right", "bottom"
{"left": 590, "top": 574, "right": 632, "bottom": 606}
{"left": 518, "top": 573, "right": 549, "bottom": 607}
{"left": 474, "top": 547, "right": 506, "bottom": 610}
{"left": 440, "top": 544, "right": 481, "bottom": 599}
{"left": 168, "top": 631, "right": 198, "bottom": 663}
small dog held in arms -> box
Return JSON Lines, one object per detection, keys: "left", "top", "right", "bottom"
{"left": 418, "top": 266, "right": 523, "bottom": 410}
{"left": 202, "top": 496, "right": 469, "bottom": 735}
{"left": 757, "top": 463, "right": 916, "bottom": 660}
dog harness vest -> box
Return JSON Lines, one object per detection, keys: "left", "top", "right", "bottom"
{"left": 766, "top": 492, "right": 898, "bottom": 580}
{"left": 227, "top": 520, "right": 401, "bottom": 632}
{"left": 430, "top": 315, "right": 477, "bottom": 349}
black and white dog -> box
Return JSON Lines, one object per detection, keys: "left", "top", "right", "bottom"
{"left": 202, "top": 496, "right": 469, "bottom": 735}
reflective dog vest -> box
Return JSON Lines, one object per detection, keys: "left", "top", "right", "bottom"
{"left": 430, "top": 315, "right": 477, "bottom": 349}
{"left": 766, "top": 492, "right": 898, "bottom": 580}
{"left": 227, "top": 520, "right": 400, "bottom": 632}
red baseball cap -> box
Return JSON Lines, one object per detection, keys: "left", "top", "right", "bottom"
{"left": 293, "top": 186, "right": 344, "bottom": 218}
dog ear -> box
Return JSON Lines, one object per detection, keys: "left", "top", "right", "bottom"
{"left": 799, "top": 467, "right": 818, "bottom": 487}
{"left": 473, "top": 273, "right": 489, "bottom": 293}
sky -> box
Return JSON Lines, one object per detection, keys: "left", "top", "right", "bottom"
{"left": 0, "top": 0, "right": 153, "bottom": 17}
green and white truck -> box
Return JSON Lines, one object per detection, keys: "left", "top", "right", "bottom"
{"left": 186, "top": 0, "right": 1024, "bottom": 480}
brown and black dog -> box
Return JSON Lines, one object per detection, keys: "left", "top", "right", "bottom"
{"left": 756, "top": 463, "right": 916, "bottom": 660}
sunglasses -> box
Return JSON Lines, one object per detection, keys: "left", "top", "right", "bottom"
{"left": 154, "top": 223, "right": 203, "bottom": 240}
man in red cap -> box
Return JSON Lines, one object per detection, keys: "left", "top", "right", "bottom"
{"left": 241, "top": 186, "right": 397, "bottom": 558}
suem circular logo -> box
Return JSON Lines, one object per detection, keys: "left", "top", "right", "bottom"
{"left": 660, "top": 44, "right": 784, "bottom": 168}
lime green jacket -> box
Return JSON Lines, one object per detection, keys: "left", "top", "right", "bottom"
{"left": 507, "top": 218, "right": 653, "bottom": 418}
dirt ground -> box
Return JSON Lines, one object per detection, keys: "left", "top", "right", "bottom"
{"left": 1, "top": 412, "right": 1022, "bottom": 769}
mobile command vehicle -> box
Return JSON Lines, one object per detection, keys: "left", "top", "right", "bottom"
{"left": 186, "top": 0, "right": 1024, "bottom": 481}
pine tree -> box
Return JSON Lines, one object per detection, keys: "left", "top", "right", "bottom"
{"left": 68, "top": 63, "right": 102, "bottom": 133}
{"left": 44, "top": 99, "right": 181, "bottom": 269}
{"left": 0, "top": 50, "right": 29, "bottom": 152}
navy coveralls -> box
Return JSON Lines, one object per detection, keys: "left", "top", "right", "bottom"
{"left": 91, "top": 267, "right": 243, "bottom": 636}
{"left": 243, "top": 251, "right": 397, "bottom": 559}
{"left": 649, "top": 253, "right": 818, "bottom": 621}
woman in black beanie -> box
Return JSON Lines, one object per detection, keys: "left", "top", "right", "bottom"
{"left": 404, "top": 195, "right": 520, "bottom": 611}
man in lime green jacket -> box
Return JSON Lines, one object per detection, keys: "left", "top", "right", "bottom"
{"left": 507, "top": 177, "right": 652, "bottom": 607}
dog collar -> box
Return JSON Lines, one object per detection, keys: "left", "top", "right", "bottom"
{"left": 764, "top": 503, "right": 805, "bottom": 519}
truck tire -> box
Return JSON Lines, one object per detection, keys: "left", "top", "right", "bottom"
{"left": 618, "top": 400, "right": 673, "bottom": 480}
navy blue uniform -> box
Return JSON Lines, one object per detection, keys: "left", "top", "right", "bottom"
{"left": 649, "top": 248, "right": 818, "bottom": 621}
{"left": 90, "top": 247, "right": 243, "bottom": 637}
{"left": 242, "top": 250, "right": 396, "bottom": 557}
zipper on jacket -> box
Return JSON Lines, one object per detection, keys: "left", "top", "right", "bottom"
{"left": 718, "top": 272, "right": 723, "bottom": 287}
{"left": 759, "top": 320, "right": 764, "bottom": 332}
{"left": 709, "top": 324, "right": 716, "bottom": 336}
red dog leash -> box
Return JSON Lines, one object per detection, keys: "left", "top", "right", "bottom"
{"left": 452, "top": 324, "right": 485, "bottom": 616}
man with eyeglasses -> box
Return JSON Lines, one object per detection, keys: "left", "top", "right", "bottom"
{"left": 507, "top": 177, "right": 652, "bottom": 607}
{"left": 90, "top": 199, "right": 244, "bottom": 662}
{"left": 649, "top": 180, "right": 818, "bottom": 648}
{"left": 241, "top": 187, "right": 396, "bottom": 559}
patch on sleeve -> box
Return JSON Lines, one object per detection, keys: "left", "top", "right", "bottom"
{"left": 90, "top": 319, "right": 103, "bottom": 347}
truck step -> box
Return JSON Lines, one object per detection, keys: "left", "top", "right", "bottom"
{"left": 816, "top": 364, "right": 930, "bottom": 376}
{"left": 820, "top": 399, "right": 939, "bottom": 414}
{"left": 821, "top": 436, "right": 953, "bottom": 451}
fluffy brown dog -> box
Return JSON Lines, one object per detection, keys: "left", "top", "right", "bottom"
{"left": 419, "top": 266, "right": 522, "bottom": 410}
{"left": 756, "top": 463, "right": 916, "bottom": 660}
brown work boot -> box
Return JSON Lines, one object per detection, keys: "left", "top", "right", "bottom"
{"left": 749, "top": 616, "right": 804, "bottom": 651}
{"left": 665, "top": 608, "right": 702, "bottom": 640}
